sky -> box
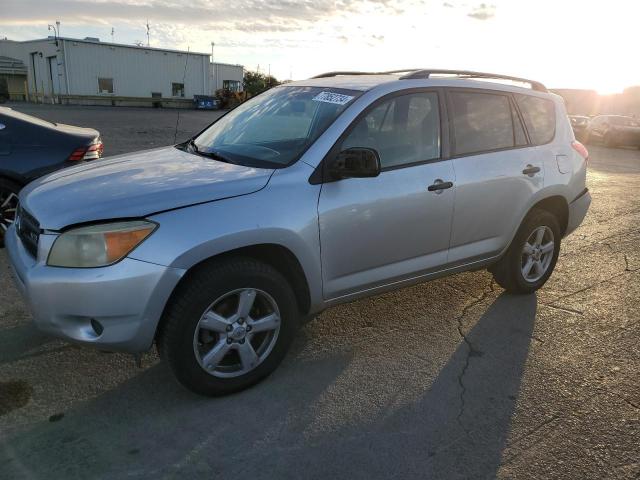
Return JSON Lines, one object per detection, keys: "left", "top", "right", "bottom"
{"left": 1, "top": 0, "right": 638, "bottom": 93}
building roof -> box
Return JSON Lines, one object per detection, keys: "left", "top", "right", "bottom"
{"left": 0, "top": 37, "right": 211, "bottom": 57}
{"left": 0, "top": 56, "right": 27, "bottom": 75}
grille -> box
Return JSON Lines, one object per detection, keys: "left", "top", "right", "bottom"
{"left": 16, "top": 206, "right": 40, "bottom": 258}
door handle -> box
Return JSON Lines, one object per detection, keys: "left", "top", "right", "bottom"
{"left": 427, "top": 179, "right": 454, "bottom": 193}
{"left": 522, "top": 165, "right": 541, "bottom": 176}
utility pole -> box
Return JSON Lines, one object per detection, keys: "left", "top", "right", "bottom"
{"left": 111, "top": 27, "right": 115, "bottom": 43}
{"left": 56, "top": 20, "right": 60, "bottom": 38}
{"left": 145, "top": 20, "right": 150, "bottom": 47}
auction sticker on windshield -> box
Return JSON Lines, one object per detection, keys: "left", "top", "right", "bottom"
{"left": 312, "top": 91, "right": 355, "bottom": 105}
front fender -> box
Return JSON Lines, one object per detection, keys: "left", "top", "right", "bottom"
{"left": 129, "top": 164, "right": 325, "bottom": 312}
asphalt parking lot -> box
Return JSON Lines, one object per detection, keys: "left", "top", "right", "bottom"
{"left": 0, "top": 104, "right": 638, "bottom": 479}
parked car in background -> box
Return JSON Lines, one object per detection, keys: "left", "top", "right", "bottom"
{"left": 569, "top": 115, "right": 590, "bottom": 141}
{"left": 6, "top": 70, "right": 590, "bottom": 396}
{"left": 0, "top": 107, "right": 103, "bottom": 244}
{"left": 584, "top": 114, "right": 640, "bottom": 148}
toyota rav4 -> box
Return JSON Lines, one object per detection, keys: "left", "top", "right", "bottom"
{"left": 6, "top": 69, "right": 591, "bottom": 395}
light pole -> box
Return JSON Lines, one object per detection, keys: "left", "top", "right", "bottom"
{"left": 211, "top": 41, "right": 215, "bottom": 94}
{"left": 47, "top": 23, "right": 58, "bottom": 45}
{"left": 47, "top": 22, "right": 61, "bottom": 104}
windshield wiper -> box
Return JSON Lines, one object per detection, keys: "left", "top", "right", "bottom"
{"left": 186, "top": 140, "right": 236, "bottom": 164}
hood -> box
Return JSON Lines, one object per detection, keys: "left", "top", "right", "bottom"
{"left": 21, "top": 146, "right": 274, "bottom": 230}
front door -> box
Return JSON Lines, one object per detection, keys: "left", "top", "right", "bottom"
{"left": 318, "top": 91, "right": 456, "bottom": 299}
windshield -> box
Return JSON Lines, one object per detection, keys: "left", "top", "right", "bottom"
{"left": 192, "top": 86, "right": 361, "bottom": 167}
{"left": 610, "top": 116, "right": 640, "bottom": 127}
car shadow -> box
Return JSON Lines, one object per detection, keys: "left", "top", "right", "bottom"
{"left": 0, "top": 291, "right": 537, "bottom": 479}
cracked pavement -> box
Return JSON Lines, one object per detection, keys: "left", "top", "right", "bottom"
{"left": 0, "top": 105, "right": 638, "bottom": 479}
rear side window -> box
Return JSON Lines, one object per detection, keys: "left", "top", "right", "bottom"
{"left": 516, "top": 94, "right": 555, "bottom": 145}
{"left": 450, "top": 91, "right": 514, "bottom": 155}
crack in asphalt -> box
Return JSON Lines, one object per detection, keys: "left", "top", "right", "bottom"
{"left": 541, "top": 303, "right": 584, "bottom": 315}
{"left": 561, "top": 226, "right": 640, "bottom": 257}
{"left": 547, "top": 266, "right": 639, "bottom": 306}
{"left": 454, "top": 280, "right": 495, "bottom": 434}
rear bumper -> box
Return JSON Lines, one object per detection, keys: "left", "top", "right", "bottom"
{"left": 5, "top": 224, "right": 185, "bottom": 353}
{"left": 565, "top": 189, "right": 591, "bottom": 237}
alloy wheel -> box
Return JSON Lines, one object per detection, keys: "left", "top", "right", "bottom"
{"left": 0, "top": 189, "right": 18, "bottom": 234}
{"left": 192, "top": 288, "right": 281, "bottom": 378}
{"left": 521, "top": 225, "right": 555, "bottom": 283}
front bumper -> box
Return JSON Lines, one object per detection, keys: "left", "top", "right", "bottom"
{"left": 565, "top": 189, "right": 591, "bottom": 237}
{"left": 5, "top": 225, "right": 185, "bottom": 353}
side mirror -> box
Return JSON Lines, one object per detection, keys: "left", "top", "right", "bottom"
{"left": 328, "top": 147, "right": 381, "bottom": 180}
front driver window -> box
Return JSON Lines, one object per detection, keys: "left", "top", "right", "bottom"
{"left": 341, "top": 92, "right": 441, "bottom": 168}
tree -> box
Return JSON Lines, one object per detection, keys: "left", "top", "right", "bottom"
{"left": 244, "top": 71, "right": 280, "bottom": 96}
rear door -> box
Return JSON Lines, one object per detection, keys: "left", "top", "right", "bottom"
{"left": 318, "top": 90, "right": 456, "bottom": 299}
{"left": 446, "top": 89, "right": 547, "bottom": 263}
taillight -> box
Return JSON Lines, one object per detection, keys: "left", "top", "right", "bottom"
{"left": 84, "top": 139, "right": 104, "bottom": 160}
{"left": 571, "top": 140, "right": 589, "bottom": 163}
{"left": 67, "top": 138, "right": 104, "bottom": 161}
{"left": 68, "top": 147, "right": 87, "bottom": 161}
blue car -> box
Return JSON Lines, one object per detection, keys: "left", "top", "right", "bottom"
{"left": 0, "top": 107, "right": 103, "bottom": 244}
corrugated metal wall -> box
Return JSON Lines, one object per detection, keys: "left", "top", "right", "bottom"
{"left": 0, "top": 38, "right": 245, "bottom": 101}
{"left": 62, "top": 40, "right": 209, "bottom": 98}
{"left": 212, "top": 63, "right": 244, "bottom": 91}
{"left": 0, "top": 40, "right": 63, "bottom": 100}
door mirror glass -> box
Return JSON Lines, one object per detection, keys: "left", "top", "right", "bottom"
{"left": 328, "top": 147, "right": 381, "bottom": 179}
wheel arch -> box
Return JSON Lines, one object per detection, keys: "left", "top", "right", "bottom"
{"left": 156, "top": 243, "right": 313, "bottom": 344}
{"left": 529, "top": 195, "right": 569, "bottom": 236}
{"left": 0, "top": 171, "right": 26, "bottom": 188}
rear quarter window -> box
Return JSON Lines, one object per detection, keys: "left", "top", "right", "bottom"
{"left": 516, "top": 94, "right": 556, "bottom": 145}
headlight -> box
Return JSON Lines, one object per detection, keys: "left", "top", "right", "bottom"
{"left": 47, "top": 220, "right": 157, "bottom": 268}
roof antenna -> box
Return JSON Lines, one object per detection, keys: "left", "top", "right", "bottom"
{"left": 173, "top": 46, "right": 190, "bottom": 144}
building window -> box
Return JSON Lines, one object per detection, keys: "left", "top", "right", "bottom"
{"left": 97, "top": 78, "right": 114, "bottom": 94}
{"left": 172, "top": 82, "right": 185, "bottom": 97}
{"left": 223, "top": 80, "right": 241, "bottom": 92}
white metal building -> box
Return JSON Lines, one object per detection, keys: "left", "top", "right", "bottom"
{"left": 0, "top": 37, "right": 244, "bottom": 107}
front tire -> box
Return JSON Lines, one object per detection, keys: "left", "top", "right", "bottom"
{"left": 490, "top": 209, "right": 561, "bottom": 294}
{"left": 0, "top": 179, "right": 21, "bottom": 248}
{"left": 158, "top": 257, "right": 299, "bottom": 396}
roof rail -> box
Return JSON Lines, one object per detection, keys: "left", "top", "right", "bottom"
{"left": 311, "top": 69, "right": 419, "bottom": 79}
{"left": 399, "top": 69, "right": 547, "bottom": 92}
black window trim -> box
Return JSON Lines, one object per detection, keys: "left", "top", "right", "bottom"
{"left": 446, "top": 86, "right": 535, "bottom": 159}
{"left": 509, "top": 93, "right": 531, "bottom": 146}
{"left": 310, "top": 87, "right": 449, "bottom": 184}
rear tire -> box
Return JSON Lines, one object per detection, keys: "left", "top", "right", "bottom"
{"left": 490, "top": 209, "right": 561, "bottom": 294}
{"left": 0, "top": 179, "right": 21, "bottom": 249}
{"left": 158, "top": 257, "right": 299, "bottom": 396}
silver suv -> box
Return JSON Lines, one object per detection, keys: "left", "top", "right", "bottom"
{"left": 6, "top": 69, "right": 591, "bottom": 395}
